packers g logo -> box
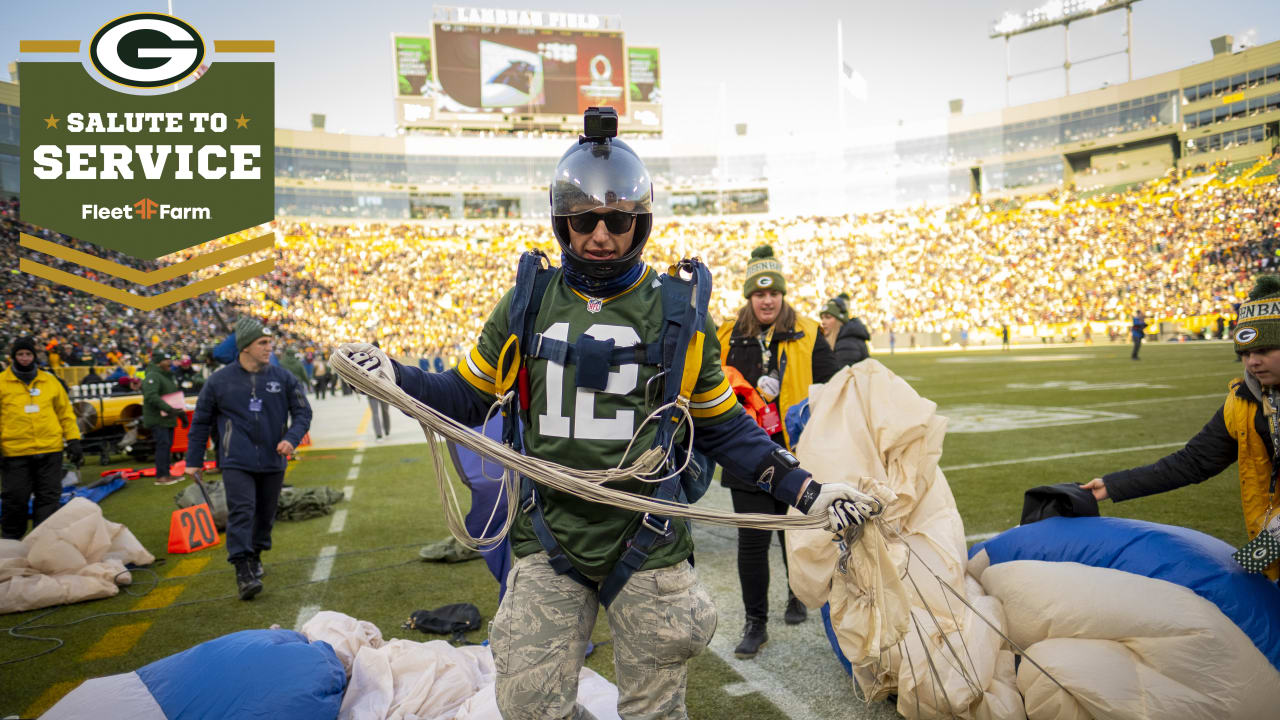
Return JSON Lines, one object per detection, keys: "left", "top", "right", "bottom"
{"left": 90, "top": 13, "right": 204, "bottom": 88}
{"left": 757, "top": 276, "right": 773, "bottom": 287}
{"left": 1236, "top": 327, "right": 1258, "bottom": 345}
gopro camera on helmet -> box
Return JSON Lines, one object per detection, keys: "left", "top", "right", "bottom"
{"left": 582, "top": 106, "right": 618, "bottom": 141}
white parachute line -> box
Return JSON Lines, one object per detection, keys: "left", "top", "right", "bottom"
{"left": 937, "top": 572, "right": 985, "bottom": 699}
{"left": 908, "top": 609, "right": 959, "bottom": 719}
{"left": 901, "top": 556, "right": 982, "bottom": 700}
{"left": 882, "top": 523, "right": 1078, "bottom": 702}
{"left": 329, "top": 350, "right": 829, "bottom": 554}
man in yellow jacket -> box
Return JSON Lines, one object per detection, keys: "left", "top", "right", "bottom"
{"left": 1083, "top": 275, "right": 1280, "bottom": 580}
{"left": 1, "top": 337, "right": 82, "bottom": 539}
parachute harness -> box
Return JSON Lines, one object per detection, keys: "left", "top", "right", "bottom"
{"left": 329, "top": 349, "right": 843, "bottom": 553}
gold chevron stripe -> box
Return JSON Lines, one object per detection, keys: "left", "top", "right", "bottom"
{"left": 20, "top": 40, "right": 80, "bottom": 52}
{"left": 214, "top": 40, "right": 274, "bottom": 52}
{"left": 19, "top": 232, "right": 274, "bottom": 286}
{"left": 19, "top": 258, "right": 275, "bottom": 310}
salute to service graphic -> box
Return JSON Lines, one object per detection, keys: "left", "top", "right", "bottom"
{"left": 18, "top": 13, "right": 274, "bottom": 309}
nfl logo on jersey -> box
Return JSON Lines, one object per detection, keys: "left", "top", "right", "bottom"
{"left": 587, "top": 298, "right": 603, "bottom": 313}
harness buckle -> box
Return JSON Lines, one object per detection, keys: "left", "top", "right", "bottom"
{"left": 641, "top": 513, "right": 669, "bottom": 536}
{"left": 520, "top": 491, "right": 536, "bottom": 515}
{"left": 530, "top": 333, "right": 544, "bottom": 359}
{"left": 645, "top": 370, "right": 667, "bottom": 411}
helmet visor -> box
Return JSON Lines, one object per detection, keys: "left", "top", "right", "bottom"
{"left": 551, "top": 141, "right": 653, "bottom": 216}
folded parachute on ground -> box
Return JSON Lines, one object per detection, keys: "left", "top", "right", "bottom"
{"left": 42, "top": 629, "right": 346, "bottom": 719}
{"left": 0, "top": 497, "right": 153, "bottom": 614}
{"left": 969, "top": 517, "right": 1280, "bottom": 720}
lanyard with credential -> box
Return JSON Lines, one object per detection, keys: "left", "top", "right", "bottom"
{"left": 756, "top": 326, "right": 776, "bottom": 374}
{"left": 249, "top": 371, "right": 263, "bottom": 413}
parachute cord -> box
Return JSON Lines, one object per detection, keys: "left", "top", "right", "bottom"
{"left": 880, "top": 523, "right": 1077, "bottom": 700}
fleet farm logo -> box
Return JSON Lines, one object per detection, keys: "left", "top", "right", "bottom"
{"left": 19, "top": 13, "right": 275, "bottom": 309}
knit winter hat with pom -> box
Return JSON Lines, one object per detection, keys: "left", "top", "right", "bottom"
{"left": 1234, "top": 275, "right": 1280, "bottom": 354}
{"left": 821, "top": 293, "right": 851, "bottom": 324}
{"left": 743, "top": 245, "right": 786, "bottom": 298}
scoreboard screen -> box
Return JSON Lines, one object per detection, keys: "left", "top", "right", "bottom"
{"left": 431, "top": 22, "right": 627, "bottom": 117}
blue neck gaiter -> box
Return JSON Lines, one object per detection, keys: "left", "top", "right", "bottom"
{"left": 561, "top": 257, "right": 646, "bottom": 298}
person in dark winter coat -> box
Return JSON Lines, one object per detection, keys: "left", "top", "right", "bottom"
{"left": 819, "top": 293, "right": 871, "bottom": 368}
{"left": 184, "top": 317, "right": 312, "bottom": 600}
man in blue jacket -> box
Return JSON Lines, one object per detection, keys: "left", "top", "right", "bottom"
{"left": 185, "top": 316, "right": 312, "bottom": 600}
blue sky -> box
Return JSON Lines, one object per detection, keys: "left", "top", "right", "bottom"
{"left": 5, "top": 0, "right": 1278, "bottom": 143}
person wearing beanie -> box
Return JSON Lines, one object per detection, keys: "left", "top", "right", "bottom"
{"left": 819, "top": 293, "right": 872, "bottom": 369}
{"left": 1083, "top": 275, "right": 1280, "bottom": 581}
{"left": 183, "top": 317, "right": 312, "bottom": 600}
{"left": 1, "top": 336, "right": 82, "bottom": 539}
{"left": 716, "top": 245, "right": 840, "bottom": 657}
{"left": 141, "top": 348, "right": 185, "bottom": 486}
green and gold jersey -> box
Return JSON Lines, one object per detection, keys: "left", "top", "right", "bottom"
{"left": 459, "top": 265, "right": 741, "bottom": 577}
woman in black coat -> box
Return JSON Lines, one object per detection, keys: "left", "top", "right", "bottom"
{"left": 820, "top": 293, "right": 871, "bottom": 368}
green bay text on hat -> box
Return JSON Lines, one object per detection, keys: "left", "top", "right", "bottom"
{"left": 235, "top": 316, "right": 273, "bottom": 352}
{"left": 743, "top": 245, "right": 786, "bottom": 297}
{"left": 1235, "top": 275, "right": 1280, "bottom": 354}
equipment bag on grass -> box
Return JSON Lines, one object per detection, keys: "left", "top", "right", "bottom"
{"left": 276, "top": 486, "right": 344, "bottom": 521}
{"left": 174, "top": 478, "right": 228, "bottom": 530}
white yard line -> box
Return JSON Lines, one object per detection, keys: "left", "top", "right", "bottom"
{"left": 293, "top": 603, "right": 321, "bottom": 632}
{"left": 343, "top": 485, "right": 355, "bottom": 501}
{"left": 941, "top": 442, "right": 1184, "bottom": 471}
{"left": 1076, "top": 393, "right": 1221, "bottom": 409}
{"left": 328, "top": 508, "right": 348, "bottom": 534}
{"left": 310, "top": 545, "right": 338, "bottom": 583}
{"left": 707, "top": 644, "right": 811, "bottom": 716}
{"left": 964, "top": 531, "right": 1001, "bottom": 542}
{"left": 346, "top": 465, "right": 361, "bottom": 481}
{"left": 351, "top": 454, "right": 363, "bottom": 465}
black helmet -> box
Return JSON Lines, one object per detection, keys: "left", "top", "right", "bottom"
{"left": 550, "top": 119, "right": 653, "bottom": 283}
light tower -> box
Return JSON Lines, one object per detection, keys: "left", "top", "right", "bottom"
{"left": 991, "top": 0, "right": 1142, "bottom": 105}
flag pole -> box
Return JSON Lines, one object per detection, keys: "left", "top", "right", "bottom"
{"left": 837, "top": 19, "right": 845, "bottom": 142}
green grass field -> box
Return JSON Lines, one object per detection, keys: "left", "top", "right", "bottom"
{"left": 0, "top": 339, "right": 1249, "bottom": 718}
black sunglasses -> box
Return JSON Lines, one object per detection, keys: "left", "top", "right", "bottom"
{"left": 567, "top": 210, "right": 635, "bottom": 235}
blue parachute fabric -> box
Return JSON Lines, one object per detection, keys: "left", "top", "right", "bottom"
{"left": 970, "top": 516, "right": 1280, "bottom": 672}
{"left": 0, "top": 476, "right": 126, "bottom": 517}
{"left": 821, "top": 602, "right": 853, "bottom": 676}
{"left": 136, "top": 629, "right": 345, "bottom": 720}
{"left": 59, "top": 475, "right": 126, "bottom": 506}
{"left": 785, "top": 398, "right": 810, "bottom": 446}
{"left": 449, "top": 416, "right": 512, "bottom": 602}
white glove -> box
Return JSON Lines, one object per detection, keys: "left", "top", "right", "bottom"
{"left": 756, "top": 374, "right": 780, "bottom": 403}
{"left": 805, "top": 483, "right": 878, "bottom": 533}
{"left": 335, "top": 343, "right": 396, "bottom": 385}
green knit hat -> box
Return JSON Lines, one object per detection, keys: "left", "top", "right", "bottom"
{"left": 234, "top": 316, "right": 272, "bottom": 352}
{"left": 821, "top": 293, "right": 851, "bottom": 324}
{"left": 150, "top": 347, "right": 172, "bottom": 364}
{"left": 743, "top": 245, "right": 786, "bottom": 297}
{"left": 1235, "top": 275, "right": 1280, "bottom": 354}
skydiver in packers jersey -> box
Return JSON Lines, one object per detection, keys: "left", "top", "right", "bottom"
{"left": 338, "top": 109, "right": 871, "bottom": 720}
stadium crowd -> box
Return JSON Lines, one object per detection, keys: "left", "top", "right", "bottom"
{"left": 4, "top": 161, "right": 1279, "bottom": 372}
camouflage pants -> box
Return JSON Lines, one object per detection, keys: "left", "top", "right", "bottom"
{"left": 490, "top": 552, "right": 718, "bottom": 720}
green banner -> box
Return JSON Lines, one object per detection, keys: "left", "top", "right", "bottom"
{"left": 628, "top": 47, "right": 660, "bottom": 103}
{"left": 395, "top": 36, "right": 433, "bottom": 96}
{"left": 20, "top": 61, "right": 274, "bottom": 259}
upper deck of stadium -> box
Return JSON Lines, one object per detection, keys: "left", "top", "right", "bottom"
{"left": 1, "top": 37, "right": 1278, "bottom": 218}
